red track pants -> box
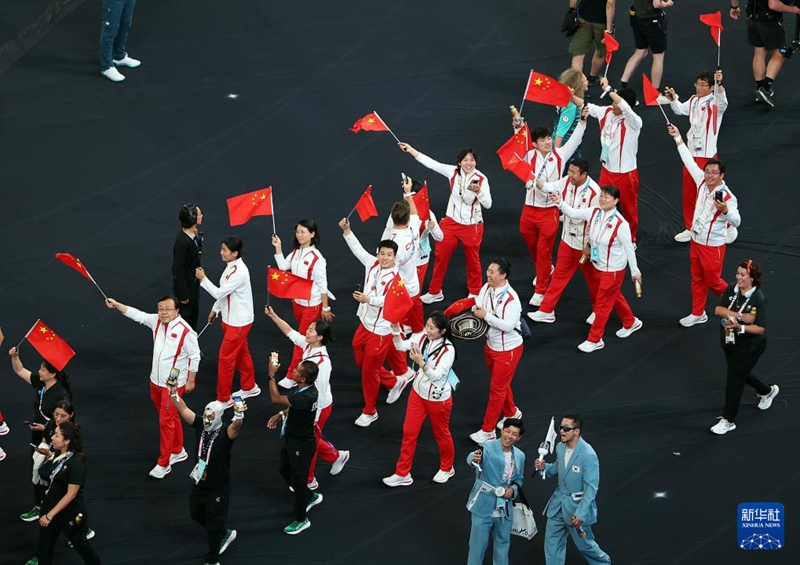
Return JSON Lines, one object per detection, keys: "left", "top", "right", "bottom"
{"left": 395, "top": 388, "right": 454, "bottom": 475}
{"left": 150, "top": 382, "right": 186, "bottom": 467}
{"left": 427, "top": 217, "right": 484, "bottom": 296}
{"left": 689, "top": 241, "right": 728, "bottom": 315}
{"left": 540, "top": 242, "right": 599, "bottom": 313}
{"left": 217, "top": 322, "right": 255, "bottom": 402}
{"left": 519, "top": 206, "right": 560, "bottom": 294}
{"left": 587, "top": 269, "right": 636, "bottom": 343}
{"left": 599, "top": 168, "right": 640, "bottom": 242}
{"left": 481, "top": 345, "right": 523, "bottom": 432}
{"left": 352, "top": 324, "right": 396, "bottom": 414}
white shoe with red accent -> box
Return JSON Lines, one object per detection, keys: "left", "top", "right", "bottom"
{"left": 528, "top": 310, "right": 555, "bottom": 323}
{"left": 421, "top": 292, "right": 444, "bottom": 304}
{"left": 496, "top": 408, "right": 523, "bottom": 430}
{"left": 577, "top": 339, "right": 604, "bottom": 353}
{"left": 148, "top": 464, "right": 171, "bottom": 479}
{"left": 432, "top": 468, "right": 455, "bottom": 484}
{"left": 330, "top": 450, "right": 350, "bottom": 475}
{"left": 278, "top": 377, "right": 297, "bottom": 390}
{"left": 354, "top": 412, "right": 379, "bottom": 427}
{"left": 382, "top": 473, "right": 413, "bottom": 487}
{"left": 469, "top": 429, "right": 496, "bottom": 444}
{"left": 169, "top": 448, "right": 188, "bottom": 466}
{"left": 615, "top": 318, "right": 643, "bottom": 338}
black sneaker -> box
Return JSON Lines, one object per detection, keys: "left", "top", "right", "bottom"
{"left": 756, "top": 86, "right": 775, "bottom": 107}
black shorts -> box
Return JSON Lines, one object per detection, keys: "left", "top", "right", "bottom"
{"left": 631, "top": 13, "right": 668, "bottom": 54}
{"left": 747, "top": 19, "right": 786, "bottom": 51}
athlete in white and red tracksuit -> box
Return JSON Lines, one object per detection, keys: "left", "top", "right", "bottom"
{"left": 105, "top": 296, "right": 200, "bottom": 478}
{"left": 416, "top": 211, "right": 444, "bottom": 286}
{"left": 339, "top": 218, "right": 403, "bottom": 427}
{"left": 556, "top": 186, "right": 643, "bottom": 353}
{"left": 383, "top": 312, "right": 457, "bottom": 486}
{"left": 587, "top": 81, "right": 643, "bottom": 242}
{"left": 669, "top": 125, "right": 740, "bottom": 327}
{"left": 272, "top": 219, "right": 333, "bottom": 386}
{"left": 469, "top": 260, "right": 524, "bottom": 443}
{"left": 197, "top": 237, "right": 257, "bottom": 403}
{"left": 528, "top": 157, "right": 601, "bottom": 322}
{"left": 265, "top": 306, "right": 349, "bottom": 486}
{"left": 398, "top": 142, "right": 492, "bottom": 300}
{"left": 666, "top": 70, "right": 728, "bottom": 239}
{"left": 519, "top": 118, "right": 586, "bottom": 303}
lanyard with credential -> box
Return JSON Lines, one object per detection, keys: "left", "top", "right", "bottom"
{"left": 590, "top": 209, "right": 617, "bottom": 244}
{"left": 486, "top": 286, "right": 509, "bottom": 316}
{"left": 198, "top": 429, "right": 220, "bottom": 465}
{"left": 45, "top": 451, "right": 74, "bottom": 494}
{"left": 728, "top": 286, "right": 756, "bottom": 314}
{"left": 38, "top": 387, "right": 50, "bottom": 421}
{"left": 569, "top": 179, "right": 591, "bottom": 207}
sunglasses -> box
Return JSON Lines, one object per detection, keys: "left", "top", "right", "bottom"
{"left": 559, "top": 425, "right": 579, "bottom": 432}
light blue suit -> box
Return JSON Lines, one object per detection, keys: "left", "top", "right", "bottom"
{"left": 465, "top": 439, "right": 525, "bottom": 565}
{"left": 542, "top": 438, "right": 610, "bottom": 564}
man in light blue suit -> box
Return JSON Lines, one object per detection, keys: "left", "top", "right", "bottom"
{"left": 466, "top": 418, "right": 526, "bottom": 565}
{"left": 534, "top": 415, "right": 611, "bottom": 564}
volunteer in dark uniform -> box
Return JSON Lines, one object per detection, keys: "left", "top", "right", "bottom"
{"left": 172, "top": 393, "right": 244, "bottom": 565}
{"left": 173, "top": 203, "right": 204, "bottom": 330}
{"left": 267, "top": 354, "right": 322, "bottom": 535}
{"left": 9, "top": 347, "right": 72, "bottom": 523}
{"left": 710, "top": 259, "right": 778, "bottom": 435}
{"left": 33, "top": 421, "right": 100, "bottom": 565}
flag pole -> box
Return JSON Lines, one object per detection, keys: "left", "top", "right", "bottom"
{"left": 519, "top": 70, "right": 533, "bottom": 115}
{"left": 373, "top": 111, "right": 401, "bottom": 144}
{"left": 270, "top": 190, "right": 277, "bottom": 235}
{"left": 266, "top": 264, "right": 272, "bottom": 308}
{"left": 197, "top": 321, "right": 212, "bottom": 339}
{"left": 658, "top": 104, "right": 670, "bottom": 124}
{"left": 15, "top": 319, "right": 39, "bottom": 350}
{"left": 89, "top": 276, "right": 108, "bottom": 301}
{"left": 717, "top": 29, "right": 721, "bottom": 68}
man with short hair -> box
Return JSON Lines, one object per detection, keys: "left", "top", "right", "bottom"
{"left": 528, "top": 157, "right": 601, "bottom": 324}
{"left": 105, "top": 295, "right": 200, "bottom": 479}
{"left": 664, "top": 70, "right": 731, "bottom": 243}
{"left": 535, "top": 415, "right": 611, "bottom": 564}
{"left": 587, "top": 77, "right": 643, "bottom": 242}
{"left": 173, "top": 203, "right": 204, "bottom": 330}
{"left": 619, "top": 0, "right": 675, "bottom": 90}
{"left": 667, "top": 124, "right": 741, "bottom": 328}
{"left": 339, "top": 218, "right": 405, "bottom": 427}
{"left": 196, "top": 237, "right": 259, "bottom": 405}
{"left": 469, "top": 259, "right": 524, "bottom": 444}
{"left": 568, "top": 0, "right": 616, "bottom": 86}
{"left": 99, "top": 0, "right": 140, "bottom": 82}
{"left": 730, "top": 0, "right": 800, "bottom": 107}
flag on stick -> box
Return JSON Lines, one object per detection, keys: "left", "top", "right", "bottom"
{"left": 54, "top": 253, "right": 108, "bottom": 300}
{"left": 443, "top": 297, "right": 476, "bottom": 318}
{"left": 604, "top": 31, "right": 620, "bottom": 65}
{"left": 383, "top": 274, "right": 413, "bottom": 324}
{"left": 537, "top": 416, "right": 559, "bottom": 479}
{"left": 699, "top": 12, "right": 724, "bottom": 46}
{"left": 25, "top": 320, "right": 75, "bottom": 371}
{"left": 642, "top": 73, "right": 671, "bottom": 123}
{"left": 348, "top": 185, "right": 379, "bottom": 222}
{"left": 497, "top": 125, "right": 533, "bottom": 182}
{"left": 267, "top": 268, "right": 313, "bottom": 300}
{"left": 413, "top": 184, "right": 431, "bottom": 222}
{"left": 523, "top": 71, "right": 572, "bottom": 107}
{"left": 350, "top": 112, "right": 389, "bottom": 133}
{"left": 227, "top": 187, "right": 273, "bottom": 227}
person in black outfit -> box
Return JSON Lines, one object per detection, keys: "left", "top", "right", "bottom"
{"left": 710, "top": 259, "right": 779, "bottom": 435}
{"left": 9, "top": 347, "right": 72, "bottom": 522}
{"left": 172, "top": 392, "right": 244, "bottom": 565}
{"left": 173, "top": 203, "right": 204, "bottom": 330}
{"left": 33, "top": 421, "right": 100, "bottom": 565}
{"left": 267, "top": 354, "right": 322, "bottom": 535}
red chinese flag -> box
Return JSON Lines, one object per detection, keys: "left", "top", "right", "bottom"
{"left": 227, "top": 187, "right": 273, "bottom": 227}
{"left": 383, "top": 274, "right": 413, "bottom": 324}
{"left": 267, "top": 268, "right": 313, "bottom": 301}
{"left": 350, "top": 112, "right": 389, "bottom": 133}
{"left": 26, "top": 320, "right": 75, "bottom": 371}
{"left": 497, "top": 126, "right": 533, "bottom": 182}
{"left": 604, "top": 31, "right": 620, "bottom": 64}
{"left": 443, "top": 297, "right": 476, "bottom": 318}
{"left": 54, "top": 253, "right": 94, "bottom": 282}
{"left": 699, "top": 12, "right": 723, "bottom": 46}
{"left": 413, "top": 184, "right": 431, "bottom": 222}
{"left": 523, "top": 71, "right": 571, "bottom": 107}
{"left": 642, "top": 73, "right": 661, "bottom": 106}
{"left": 354, "top": 185, "right": 379, "bottom": 222}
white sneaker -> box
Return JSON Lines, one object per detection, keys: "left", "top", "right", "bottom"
{"left": 432, "top": 468, "right": 455, "bottom": 484}
{"left": 577, "top": 339, "right": 604, "bottom": 353}
{"left": 496, "top": 408, "right": 523, "bottom": 430}
{"left": 674, "top": 229, "right": 692, "bottom": 243}
{"left": 532, "top": 265, "right": 554, "bottom": 286}
{"left": 615, "top": 318, "right": 643, "bottom": 338}
{"left": 307, "top": 477, "right": 319, "bottom": 490}
{"left": 529, "top": 293, "right": 544, "bottom": 307}
{"left": 113, "top": 55, "right": 141, "bottom": 68}
{"left": 420, "top": 292, "right": 444, "bottom": 304}
{"left": 354, "top": 412, "right": 379, "bottom": 427}
{"left": 219, "top": 529, "right": 237, "bottom": 555}
{"left": 679, "top": 312, "right": 708, "bottom": 327}
{"left": 169, "top": 448, "right": 188, "bottom": 466}
{"left": 382, "top": 473, "right": 413, "bottom": 487}
{"left": 585, "top": 312, "right": 596, "bottom": 325}
{"left": 469, "top": 429, "right": 496, "bottom": 444}
{"left": 0, "top": 447, "right": 5, "bottom": 461}
{"left": 330, "top": 450, "right": 350, "bottom": 475}
{"left": 757, "top": 385, "right": 779, "bottom": 410}
{"left": 710, "top": 418, "right": 736, "bottom": 435}
{"left": 148, "top": 464, "right": 171, "bottom": 479}
{"left": 528, "top": 310, "right": 555, "bottom": 323}
{"left": 236, "top": 385, "right": 261, "bottom": 399}
{"left": 278, "top": 377, "right": 297, "bottom": 390}
{"left": 726, "top": 225, "right": 738, "bottom": 244}
{"left": 386, "top": 374, "right": 411, "bottom": 404}
{"left": 0, "top": 422, "right": 9, "bottom": 435}
{"left": 101, "top": 67, "right": 125, "bottom": 82}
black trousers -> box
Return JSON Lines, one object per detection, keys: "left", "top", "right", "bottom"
{"left": 722, "top": 343, "right": 770, "bottom": 422}
{"left": 37, "top": 508, "right": 101, "bottom": 565}
{"left": 280, "top": 438, "right": 316, "bottom": 522}
{"left": 189, "top": 483, "right": 230, "bottom": 563}
{"left": 176, "top": 281, "right": 201, "bottom": 330}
